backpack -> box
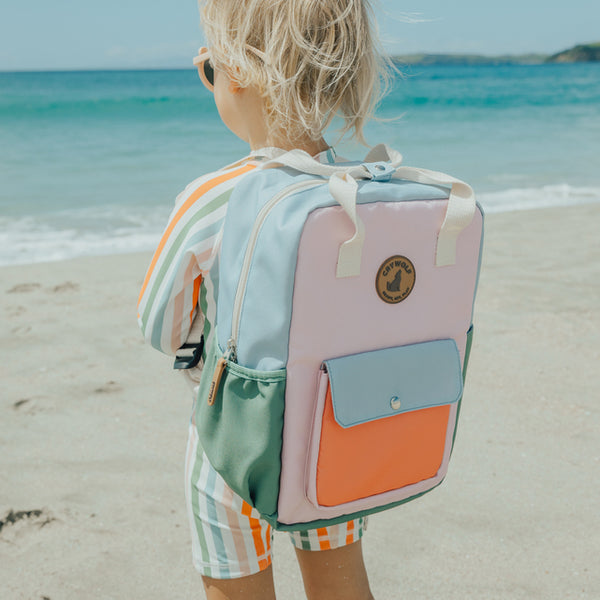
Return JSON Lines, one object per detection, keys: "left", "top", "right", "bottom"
{"left": 186, "top": 144, "right": 483, "bottom": 531}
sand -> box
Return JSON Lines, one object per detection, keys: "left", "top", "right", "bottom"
{"left": 1, "top": 204, "right": 599, "bottom": 599}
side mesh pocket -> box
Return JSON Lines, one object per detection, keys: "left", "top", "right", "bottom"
{"left": 196, "top": 335, "right": 286, "bottom": 518}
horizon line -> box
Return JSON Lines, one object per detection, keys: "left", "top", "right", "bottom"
{"left": 2, "top": 43, "right": 598, "bottom": 74}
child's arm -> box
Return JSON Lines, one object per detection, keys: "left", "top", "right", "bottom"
{"left": 137, "top": 162, "right": 257, "bottom": 355}
{"left": 137, "top": 178, "right": 221, "bottom": 355}
{"left": 136, "top": 214, "right": 205, "bottom": 356}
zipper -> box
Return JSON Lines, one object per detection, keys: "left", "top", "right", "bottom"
{"left": 228, "top": 178, "right": 324, "bottom": 360}
{"left": 207, "top": 177, "right": 324, "bottom": 404}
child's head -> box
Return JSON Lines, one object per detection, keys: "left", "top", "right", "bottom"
{"left": 198, "top": 0, "right": 392, "bottom": 148}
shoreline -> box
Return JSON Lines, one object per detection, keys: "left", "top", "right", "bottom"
{"left": 3, "top": 197, "right": 600, "bottom": 269}
{"left": 1, "top": 204, "right": 599, "bottom": 599}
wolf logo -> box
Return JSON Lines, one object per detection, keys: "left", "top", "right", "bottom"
{"left": 376, "top": 255, "right": 416, "bottom": 304}
{"left": 387, "top": 269, "right": 402, "bottom": 292}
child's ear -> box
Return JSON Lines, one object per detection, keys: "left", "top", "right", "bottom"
{"left": 228, "top": 66, "right": 243, "bottom": 94}
{"left": 229, "top": 80, "right": 242, "bottom": 94}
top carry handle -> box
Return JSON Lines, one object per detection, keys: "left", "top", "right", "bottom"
{"left": 259, "top": 144, "right": 476, "bottom": 275}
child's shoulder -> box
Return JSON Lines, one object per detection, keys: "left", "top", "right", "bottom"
{"left": 173, "top": 154, "right": 262, "bottom": 211}
{"left": 172, "top": 147, "right": 345, "bottom": 212}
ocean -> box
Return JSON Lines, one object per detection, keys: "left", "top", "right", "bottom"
{"left": 1, "top": 63, "right": 599, "bottom": 265}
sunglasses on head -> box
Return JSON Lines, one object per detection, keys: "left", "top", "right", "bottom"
{"left": 193, "top": 45, "right": 267, "bottom": 93}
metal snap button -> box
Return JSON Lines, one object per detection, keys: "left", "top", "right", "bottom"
{"left": 390, "top": 396, "right": 401, "bottom": 410}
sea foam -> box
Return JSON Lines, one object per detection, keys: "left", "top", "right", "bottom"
{"left": 1, "top": 184, "right": 599, "bottom": 266}
{"left": 478, "top": 184, "right": 600, "bottom": 213}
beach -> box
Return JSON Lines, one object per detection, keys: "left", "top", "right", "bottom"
{"left": 1, "top": 203, "right": 599, "bottom": 599}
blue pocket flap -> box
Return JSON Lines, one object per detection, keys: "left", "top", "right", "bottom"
{"left": 324, "top": 339, "right": 463, "bottom": 428}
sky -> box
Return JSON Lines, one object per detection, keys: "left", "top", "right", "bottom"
{"left": 0, "top": 0, "right": 599, "bottom": 71}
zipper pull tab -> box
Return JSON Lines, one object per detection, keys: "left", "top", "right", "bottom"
{"left": 207, "top": 357, "right": 227, "bottom": 406}
{"left": 207, "top": 339, "right": 236, "bottom": 406}
{"left": 225, "top": 338, "right": 237, "bottom": 363}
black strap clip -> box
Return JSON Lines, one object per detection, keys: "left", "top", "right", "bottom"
{"left": 173, "top": 335, "right": 204, "bottom": 370}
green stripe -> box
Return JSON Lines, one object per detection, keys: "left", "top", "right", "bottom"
{"left": 301, "top": 530, "right": 312, "bottom": 550}
{"left": 141, "top": 189, "right": 233, "bottom": 329}
{"left": 190, "top": 435, "right": 212, "bottom": 568}
{"left": 204, "top": 466, "right": 230, "bottom": 578}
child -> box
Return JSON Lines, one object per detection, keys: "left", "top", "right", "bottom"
{"left": 138, "top": 1, "right": 392, "bottom": 598}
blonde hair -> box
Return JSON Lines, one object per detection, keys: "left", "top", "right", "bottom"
{"left": 199, "top": 0, "right": 394, "bottom": 146}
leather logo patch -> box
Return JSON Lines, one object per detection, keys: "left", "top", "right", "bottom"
{"left": 375, "top": 255, "right": 416, "bottom": 304}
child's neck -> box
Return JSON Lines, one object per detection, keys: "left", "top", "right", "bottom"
{"left": 250, "top": 135, "right": 330, "bottom": 157}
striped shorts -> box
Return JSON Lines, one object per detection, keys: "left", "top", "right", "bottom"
{"left": 185, "top": 423, "right": 367, "bottom": 579}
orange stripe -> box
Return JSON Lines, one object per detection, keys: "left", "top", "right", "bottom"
{"left": 259, "top": 526, "right": 272, "bottom": 571}
{"left": 241, "top": 500, "right": 253, "bottom": 517}
{"left": 317, "top": 527, "right": 331, "bottom": 551}
{"left": 345, "top": 519, "right": 355, "bottom": 545}
{"left": 222, "top": 486, "right": 252, "bottom": 571}
{"left": 241, "top": 501, "right": 268, "bottom": 564}
{"left": 189, "top": 274, "right": 202, "bottom": 327}
{"left": 137, "top": 163, "right": 256, "bottom": 306}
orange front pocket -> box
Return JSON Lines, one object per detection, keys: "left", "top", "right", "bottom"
{"left": 316, "top": 384, "right": 451, "bottom": 507}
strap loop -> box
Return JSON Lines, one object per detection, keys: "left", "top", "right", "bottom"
{"left": 329, "top": 172, "right": 364, "bottom": 277}
{"left": 393, "top": 166, "right": 475, "bottom": 266}
{"left": 362, "top": 162, "right": 395, "bottom": 182}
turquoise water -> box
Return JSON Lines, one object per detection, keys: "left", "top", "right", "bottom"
{"left": 1, "top": 63, "right": 599, "bottom": 265}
